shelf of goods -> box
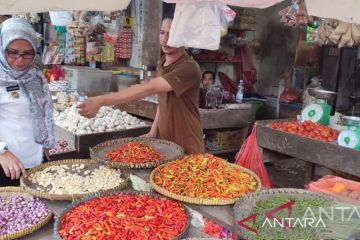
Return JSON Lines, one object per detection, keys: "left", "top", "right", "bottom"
{"left": 256, "top": 119, "right": 360, "bottom": 180}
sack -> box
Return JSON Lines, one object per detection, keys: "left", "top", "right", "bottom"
{"left": 167, "top": 3, "right": 221, "bottom": 50}
{"left": 235, "top": 124, "right": 273, "bottom": 188}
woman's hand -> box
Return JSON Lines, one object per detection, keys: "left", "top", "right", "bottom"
{"left": 0, "top": 151, "right": 27, "bottom": 180}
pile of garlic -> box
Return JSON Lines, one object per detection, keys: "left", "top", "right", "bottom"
{"left": 54, "top": 105, "right": 146, "bottom": 134}
{"left": 29, "top": 164, "right": 124, "bottom": 195}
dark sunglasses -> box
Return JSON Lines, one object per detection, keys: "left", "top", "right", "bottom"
{"left": 6, "top": 49, "right": 35, "bottom": 60}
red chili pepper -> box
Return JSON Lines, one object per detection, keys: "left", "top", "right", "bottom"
{"left": 106, "top": 142, "right": 164, "bottom": 163}
{"left": 59, "top": 194, "right": 187, "bottom": 240}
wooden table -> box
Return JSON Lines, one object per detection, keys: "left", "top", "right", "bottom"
{"left": 117, "top": 99, "right": 253, "bottom": 130}
{"left": 31, "top": 168, "right": 240, "bottom": 239}
{"left": 55, "top": 125, "right": 150, "bottom": 158}
{"left": 256, "top": 119, "right": 360, "bottom": 182}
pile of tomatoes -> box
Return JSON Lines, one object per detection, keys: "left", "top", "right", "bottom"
{"left": 268, "top": 120, "right": 339, "bottom": 142}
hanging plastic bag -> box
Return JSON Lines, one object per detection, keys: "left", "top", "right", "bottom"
{"left": 162, "top": 0, "right": 284, "bottom": 9}
{"left": 167, "top": 2, "right": 221, "bottom": 50}
{"left": 49, "top": 11, "right": 73, "bottom": 26}
{"left": 279, "top": 87, "right": 300, "bottom": 103}
{"left": 217, "top": 4, "right": 236, "bottom": 37}
{"left": 235, "top": 124, "right": 273, "bottom": 188}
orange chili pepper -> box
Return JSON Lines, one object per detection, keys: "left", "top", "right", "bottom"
{"left": 154, "top": 154, "right": 258, "bottom": 199}
{"left": 106, "top": 142, "right": 164, "bottom": 163}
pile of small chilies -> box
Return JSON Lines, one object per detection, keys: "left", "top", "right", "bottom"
{"left": 154, "top": 154, "right": 258, "bottom": 199}
{"left": 106, "top": 142, "right": 164, "bottom": 163}
{"left": 59, "top": 194, "right": 188, "bottom": 240}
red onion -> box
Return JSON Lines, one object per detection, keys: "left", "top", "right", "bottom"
{"left": 0, "top": 195, "right": 50, "bottom": 235}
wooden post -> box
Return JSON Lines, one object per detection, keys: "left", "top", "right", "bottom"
{"left": 304, "top": 162, "right": 315, "bottom": 183}
{"left": 130, "top": 0, "right": 162, "bottom": 68}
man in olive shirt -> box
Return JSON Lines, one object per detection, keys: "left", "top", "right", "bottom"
{"left": 78, "top": 18, "right": 204, "bottom": 153}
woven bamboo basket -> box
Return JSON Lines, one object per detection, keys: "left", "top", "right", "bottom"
{"left": 53, "top": 190, "right": 189, "bottom": 240}
{"left": 0, "top": 187, "right": 53, "bottom": 240}
{"left": 20, "top": 159, "right": 129, "bottom": 201}
{"left": 90, "top": 137, "right": 185, "bottom": 169}
{"left": 150, "top": 162, "right": 262, "bottom": 205}
{"left": 233, "top": 188, "right": 337, "bottom": 239}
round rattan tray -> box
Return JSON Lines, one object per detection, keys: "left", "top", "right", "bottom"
{"left": 0, "top": 187, "right": 53, "bottom": 240}
{"left": 20, "top": 159, "right": 130, "bottom": 201}
{"left": 233, "top": 188, "right": 337, "bottom": 240}
{"left": 150, "top": 162, "right": 262, "bottom": 205}
{"left": 53, "top": 190, "right": 189, "bottom": 240}
{"left": 90, "top": 137, "right": 185, "bottom": 169}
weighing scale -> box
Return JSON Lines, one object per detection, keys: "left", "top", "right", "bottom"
{"left": 337, "top": 116, "right": 360, "bottom": 150}
{"left": 301, "top": 89, "right": 337, "bottom": 125}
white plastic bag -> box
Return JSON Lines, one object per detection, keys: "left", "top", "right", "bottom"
{"left": 167, "top": 3, "right": 221, "bottom": 50}
{"left": 217, "top": 4, "right": 236, "bottom": 36}
{"left": 162, "top": 0, "right": 284, "bottom": 9}
{"left": 49, "top": 11, "right": 73, "bottom": 26}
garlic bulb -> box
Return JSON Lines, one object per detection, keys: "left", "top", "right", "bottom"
{"left": 54, "top": 106, "right": 146, "bottom": 134}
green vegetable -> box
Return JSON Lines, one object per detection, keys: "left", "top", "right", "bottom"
{"left": 246, "top": 195, "right": 331, "bottom": 240}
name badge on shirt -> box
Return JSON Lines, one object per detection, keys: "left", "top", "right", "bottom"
{"left": 6, "top": 85, "right": 20, "bottom": 99}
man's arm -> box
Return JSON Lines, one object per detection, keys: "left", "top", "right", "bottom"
{"left": 78, "top": 77, "right": 172, "bottom": 118}
{"left": 141, "top": 106, "right": 160, "bottom": 138}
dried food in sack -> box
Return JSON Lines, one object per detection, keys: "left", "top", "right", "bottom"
{"left": 339, "top": 25, "right": 354, "bottom": 48}
{"left": 235, "top": 125, "right": 273, "bottom": 188}
{"left": 278, "top": 0, "right": 312, "bottom": 28}
{"left": 329, "top": 22, "right": 351, "bottom": 45}
{"left": 352, "top": 24, "right": 360, "bottom": 45}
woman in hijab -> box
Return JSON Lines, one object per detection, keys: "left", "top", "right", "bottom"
{"left": 0, "top": 18, "right": 57, "bottom": 186}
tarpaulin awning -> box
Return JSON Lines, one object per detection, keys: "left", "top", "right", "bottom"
{"left": 306, "top": 0, "right": 360, "bottom": 24}
{"left": 162, "top": 0, "right": 285, "bottom": 9}
{"left": 0, "top": 0, "right": 131, "bottom": 14}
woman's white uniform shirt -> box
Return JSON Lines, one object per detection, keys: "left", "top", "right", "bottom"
{"left": 0, "top": 85, "right": 42, "bottom": 168}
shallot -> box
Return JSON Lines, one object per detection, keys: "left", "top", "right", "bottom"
{"left": 0, "top": 195, "right": 50, "bottom": 235}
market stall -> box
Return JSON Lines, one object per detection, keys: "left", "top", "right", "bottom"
{"left": 256, "top": 119, "right": 360, "bottom": 182}
{"left": 3, "top": 0, "right": 360, "bottom": 239}
{"left": 117, "top": 99, "right": 253, "bottom": 155}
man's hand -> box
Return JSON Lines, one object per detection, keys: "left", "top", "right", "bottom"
{"left": 0, "top": 151, "right": 27, "bottom": 180}
{"left": 77, "top": 96, "right": 103, "bottom": 118}
{"left": 140, "top": 128, "right": 158, "bottom": 138}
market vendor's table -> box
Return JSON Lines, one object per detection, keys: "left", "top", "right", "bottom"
{"left": 116, "top": 99, "right": 253, "bottom": 130}
{"left": 55, "top": 125, "right": 151, "bottom": 158}
{"left": 256, "top": 119, "right": 360, "bottom": 181}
